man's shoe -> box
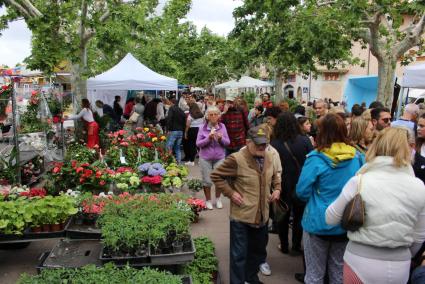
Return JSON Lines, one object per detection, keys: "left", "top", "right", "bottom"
{"left": 259, "top": 262, "right": 271, "bottom": 276}
{"left": 216, "top": 199, "right": 223, "bottom": 209}
{"left": 294, "top": 273, "right": 305, "bottom": 283}
{"left": 278, "top": 244, "right": 289, "bottom": 254}
{"left": 206, "top": 201, "right": 213, "bottom": 210}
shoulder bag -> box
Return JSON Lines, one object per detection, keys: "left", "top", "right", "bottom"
{"left": 128, "top": 111, "right": 140, "bottom": 123}
{"left": 341, "top": 174, "right": 366, "bottom": 232}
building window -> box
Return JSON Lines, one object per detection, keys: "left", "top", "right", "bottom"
{"left": 285, "top": 75, "right": 296, "bottom": 83}
{"left": 324, "top": 72, "right": 340, "bottom": 81}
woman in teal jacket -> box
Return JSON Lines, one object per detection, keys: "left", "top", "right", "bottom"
{"left": 296, "top": 113, "right": 364, "bottom": 284}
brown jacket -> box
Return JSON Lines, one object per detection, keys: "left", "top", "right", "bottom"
{"left": 211, "top": 147, "right": 281, "bottom": 225}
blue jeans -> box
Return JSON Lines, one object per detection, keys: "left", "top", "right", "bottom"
{"left": 230, "top": 220, "right": 268, "bottom": 284}
{"left": 167, "top": 131, "right": 183, "bottom": 163}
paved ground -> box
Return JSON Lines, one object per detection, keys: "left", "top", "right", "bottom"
{"left": 0, "top": 164, "right": 303, "bottom": 284}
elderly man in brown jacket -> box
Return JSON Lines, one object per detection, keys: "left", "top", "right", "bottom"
{"left": 211, "top": 126, "right": 281, "bottom": 284}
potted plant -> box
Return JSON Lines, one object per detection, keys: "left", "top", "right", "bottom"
{"left": 138, "top": 162, "right": 167, "bottom": 193}
{"left": 183, "top": 237, "right": 219, "bottom": 283}
{"left": 162, "top": 163, "right": 188, "bottom": 192}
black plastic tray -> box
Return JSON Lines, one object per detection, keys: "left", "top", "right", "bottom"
{"left": 65, "top": 216, "right": 101, "bottom": 240}
{"left": 99, "top": 244, "right": 149, "bottom": 265}
{"left": 0, "top": 219, "right": 71, "bottom": 243}
{"left": 181, "top": 275, "right": 193, "bottom": 284}
{"left": 42, "top": 239, "right": 102, "bottom": 268}
{"left": 149, "top": 238, "right": 195, "bottom": 265}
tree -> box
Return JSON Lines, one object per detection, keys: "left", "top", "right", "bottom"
{"left": 0, "top": 0, "right": 158, "bottom": 102}
{"left": 312, "top": 0, "right": 425, "bottom": 107}
{"left": 231, "top": 0, "right": 355, "bottom": 99}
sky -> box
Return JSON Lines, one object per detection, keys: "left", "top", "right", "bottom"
{"left": 0, "top": 0, "right": 242, "bottom": 67}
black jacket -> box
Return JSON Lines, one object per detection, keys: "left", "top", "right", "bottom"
{"left": 166, "top": 105, "right": 186, "bottom": 131}
{"left": 114, "top": 101, "right": 123, "bottom": 119}
{"left": 413, "top": 152, "right": 425, "bottom": 184}
{"left": 271, "top": 135, "right": 314, "bottom": 203}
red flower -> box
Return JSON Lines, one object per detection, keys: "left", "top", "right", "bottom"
{"left": 141, "top": 175, "right": 162, "bottom": 185}
{"left": 53, "top": 167, "right": 61, "bottom": 174}
{"left": 120, "top": 141, "right": 129, "bottom": 147}
{"left": 52, "top": 116, "right": 61, "bottom": 124}
{"left": 76, "top": 167, "right": 84, "bottom": 173}
{"left": 2, "top": 85, "right": 8, "bottom": 90}
{"left": 71, "top": 160, "right": 77, "bottom": 168}
{"left": 147, "top": 132, "right": 156, "bottom": 138}
{"left": 99, "top": 180, "right": 106, "bottom": 186}
{"left": 83, "top": 169, "right": 93, "bottom": 178}
{"left": 79, "top": 177, "right": 85, "bottom": 183}
{"left": 81, "top": 163, "right": 90, "bottom": 167}
{"left": 142, "top": 142, "right": 153, "bottom": 148}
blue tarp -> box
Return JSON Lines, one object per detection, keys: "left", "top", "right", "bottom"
{"left": 343, "top": 76, "right": 378, "bottom": 110}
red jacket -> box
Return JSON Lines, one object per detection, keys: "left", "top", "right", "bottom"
{"left": 221, "top": 108, "right": 249, "bottom": 150}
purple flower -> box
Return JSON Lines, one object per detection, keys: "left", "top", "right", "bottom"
{"left": 152, "top": 163, "right": 164, "bottom": 170}
{"left": 138, "top": 163, "right": 151, "bottom": 172}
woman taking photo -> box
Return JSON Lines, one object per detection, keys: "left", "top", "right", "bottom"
{"left": 184, "top": 103, "right": 204, "bottom": 166}
{"left": 65, "top": 99, "right": 99, "bottom": 149}
{"left": 326, "top": 127, "right": 425, "bottom": 284}
{"left": 348, "top": 117, "right": 374, "bottom": 155}
{"left": 296, "top": 113, "right": 364, "bottom": 283}
{"left": 196, "top": 106, "right": 230, "bottom": 210}
{"left": 271, "top": 112, "right": 313, "bottom": 255}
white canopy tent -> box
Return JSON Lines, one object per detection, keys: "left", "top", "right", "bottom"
{"left": 215, "top": 76, "right": 274, "bottom": 89}
{"left": 87, "top": 53, "right": 178, "bottom": 108}
{"left": 396, "top": 63, "right": 425, "bottom": 117}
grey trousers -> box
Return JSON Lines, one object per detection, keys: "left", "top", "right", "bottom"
{"left": 303, "top": 231, "right": 347, "bottom": 284}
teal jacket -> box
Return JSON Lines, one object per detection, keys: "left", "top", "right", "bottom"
{"left": 296, "top": 150, "right": 365, "bottom": 235}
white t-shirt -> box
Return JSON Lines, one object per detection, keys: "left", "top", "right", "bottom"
{"left": 69, "top": 108, "right": 95, "bottom": 123}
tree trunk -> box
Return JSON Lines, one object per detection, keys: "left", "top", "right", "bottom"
{"left": 275, "top": 70, "right": 285, "bottom": 102}
{"left": 376, "top": 58, "right": 396, "bottom": 108}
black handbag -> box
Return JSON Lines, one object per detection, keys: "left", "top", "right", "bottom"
{"left": 341, "top": 175, "right": 365, "bottom": 232}
{"left": 272, "top": 199, "right": 289, "bottom": 223}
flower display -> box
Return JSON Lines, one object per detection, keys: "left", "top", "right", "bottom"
{"left": 0, "top": 185, "right": 47, "bottom": 200}
{"left": 186, "top": 197, "right": 207, "bottom": 213}
{"left": 162, "top": 163, "right": 188, "bottom": 189}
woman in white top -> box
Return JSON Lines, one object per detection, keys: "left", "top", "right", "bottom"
{"left": 184, "top": 102, "right": 204, "bottom": 166}
{"left": 65, "top": 99, "right": 99, "bottom": 149}
{"left": 326, "top": 127, "right": 425, "bottom": 284}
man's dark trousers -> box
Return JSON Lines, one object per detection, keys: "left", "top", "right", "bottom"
{"left": 230, "top": 219, "right": 268, "bottom": 284}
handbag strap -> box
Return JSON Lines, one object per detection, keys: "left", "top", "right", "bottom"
{"left": 356, "top": 174, "right": 363, "bottom": 194}
{"left": 284, "top": 142, "right": 301, "bottom": 172}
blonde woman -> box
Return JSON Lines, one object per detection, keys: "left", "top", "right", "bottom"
{"left": 196, "top": 106, "right": 230, "bottom": 209}
{"left": 326, "top": 127, "right": 425, "bottom": 284}
{"left": 348, "top": 117, "right": 374, "bottom": 155}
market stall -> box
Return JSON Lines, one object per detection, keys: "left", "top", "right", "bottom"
{"left": 396, "top": 63, "right": 425, "bottom": 117}
{"left": 214, "top": 75, "right": 274, "bottom": 96}
{"left": 87, "top": 53, "right": 178, "bottom": 107}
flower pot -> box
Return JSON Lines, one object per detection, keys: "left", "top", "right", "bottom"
{"left": 31, "top": 226, "right": 42, "bottom": 233}
{"left": 172, "top": 241, "right": 183, "bottom": 253}
{"left": 50, "top": 224, "right": 62, "bottom": 232}
{"left": 41, "top": 224, "right": 50, "bottom": 232}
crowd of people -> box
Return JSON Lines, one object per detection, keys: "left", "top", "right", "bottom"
{"left": 68, "top": 91, "right": 425, "bottom": 284}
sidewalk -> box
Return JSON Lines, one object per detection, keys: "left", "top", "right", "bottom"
{"left": 188, "top": 164, "right": 303, "bottom": 284}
